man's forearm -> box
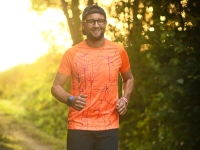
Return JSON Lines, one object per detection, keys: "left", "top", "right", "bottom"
{"left": 122, "top": 76, "right": 134, "bottom": 100}
{"left": 51, "top": 85, "right": 71, "bottom": 104}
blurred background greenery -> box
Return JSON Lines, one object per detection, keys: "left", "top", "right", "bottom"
{"left": 0, "top": 0, "right": 200, "bottom": 150}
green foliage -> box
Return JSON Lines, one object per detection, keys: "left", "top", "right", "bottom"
{"left": 0, "top": 52, "right": 69, "bottom": 140}
{"left": 0, "top": 0, "right": 200, "bottom": 149}
{"left": 111, "top": 0, "right": 200, "bottom": 150}
{"left": 30, "top": 0, "right": 61, "bottom": 11}
{"left": 31, "top": 0, "right": 83, "bottom": 45}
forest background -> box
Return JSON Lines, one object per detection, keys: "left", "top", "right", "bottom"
{"left": 0, "top": 0, "right": 200, "bottom": 150}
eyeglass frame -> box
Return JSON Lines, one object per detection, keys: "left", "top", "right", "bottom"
{"left": 83, "top": 19, "right": 107, "bottom": 26}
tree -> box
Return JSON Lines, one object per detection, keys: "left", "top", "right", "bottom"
{"left": 14, "top": 0, "right": 199, "bottom": 149}
{"left": 61, "top": 0, "right": 83, "bottom": 45}
{"left": 31, "top": 0, "right": 94, "bottom": 45}
{"left": 111, "top": 0, "right": 200, "bottom": 149}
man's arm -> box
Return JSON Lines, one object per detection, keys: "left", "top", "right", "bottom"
{"left": 51, "top": 72, "right": 87, "bottom": 111}
{"left": 116, "top": 69, "right": 134, "bottom": 115}
{"left": 51, "top": 72, "right": 71, "bottom": 104}
{"left": 121, "top": 68, "right": 134, "bottom": 101}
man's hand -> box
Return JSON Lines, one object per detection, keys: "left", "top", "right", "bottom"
{"left": 71, "top": 94, "right": 87, "bottom": 111}
{"left": 116, "top": 98, "right": 127, "bottom": 115}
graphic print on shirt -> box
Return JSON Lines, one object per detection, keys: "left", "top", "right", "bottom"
{"left": 68, "top": 47, "right": 121, "bottom": 130}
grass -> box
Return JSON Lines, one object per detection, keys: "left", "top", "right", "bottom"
{"left": 0, "top": 99, "right": 66, "bottom": 150}
{"left": 0, "top": 99, "right": 25, "bottom": 116}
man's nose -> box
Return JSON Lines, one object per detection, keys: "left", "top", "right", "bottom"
{"left": 93, "top": 21, "right": 99, "bottom": 27}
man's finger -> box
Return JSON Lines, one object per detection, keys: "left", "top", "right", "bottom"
{"left": 79, "top": 94, "right": 88, "bottom": 98}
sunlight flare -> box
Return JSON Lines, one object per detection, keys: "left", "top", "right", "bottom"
{"left": 0, "top": 0, "right": 71, "bottom": 72}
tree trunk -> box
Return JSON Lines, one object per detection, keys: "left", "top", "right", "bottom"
{"left": 61, "top": 0, "right": 83, "bottom": 45}
{"left": 87, "top": 0, "right": 94, "bottom": 5}
{"left": 129, "top": 0, "right": 142, "bottom": 52}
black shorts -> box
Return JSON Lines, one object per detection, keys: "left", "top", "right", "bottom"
{"left": 67, "top": 129, "right": 118, "bottom": 150}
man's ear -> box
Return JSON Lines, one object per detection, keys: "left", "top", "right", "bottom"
{"left": 82, "top": 22, "right": 86, "bottom": 35}
{"left": 82, "top": 21, "right": 85, "bottom": 30}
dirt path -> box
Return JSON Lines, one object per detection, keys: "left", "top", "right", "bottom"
{"left": 0, "top": 111, "right": 65, "bottom": 150}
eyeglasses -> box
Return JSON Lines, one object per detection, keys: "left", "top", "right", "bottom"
{"left": 83, "top": 19, "right": 106, "bottom": 26}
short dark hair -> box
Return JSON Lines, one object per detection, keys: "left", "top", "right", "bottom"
{"left": 82, "top": 5, "right": 106, "bottom": 35}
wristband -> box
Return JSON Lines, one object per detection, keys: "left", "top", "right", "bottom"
{"left": 66, "top": 96, "right": 74, "bottom": 106}
{"left": 121, "top": 96, "right": 128, "bottom": 105}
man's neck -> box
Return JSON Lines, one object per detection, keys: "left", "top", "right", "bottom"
{"left": 85, "top": 38, "right": 105, "bottom": 48}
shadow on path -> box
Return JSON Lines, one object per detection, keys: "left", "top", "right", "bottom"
{"left": 0, "top": 134, "right": 15, "bottom": 150}
{"left": 0, "top": 111, "right": 65, "bottom": 150}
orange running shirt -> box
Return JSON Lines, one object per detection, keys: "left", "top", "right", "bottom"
{"left": 58, "top": 39, "right": 130, "bottom": 130}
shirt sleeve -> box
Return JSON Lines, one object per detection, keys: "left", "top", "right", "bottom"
{"left": 119, "top": 49, "right": 131, "bottom": 73}
{"left": 57, "top": 50, "right": 72, "bottom": 76}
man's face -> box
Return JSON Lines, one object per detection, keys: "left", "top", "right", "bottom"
{"left": 82, "top": 13, "right": 107, "bottom": 41}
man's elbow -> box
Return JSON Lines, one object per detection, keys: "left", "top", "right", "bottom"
{"left": 125, "top": 74, "right": 134, "bottom": 83}
{"left": 51, "top": 85, "right": 56, "bottom": 97}
{"left": 131, "top": 75, "right": 134, "bottom": 83}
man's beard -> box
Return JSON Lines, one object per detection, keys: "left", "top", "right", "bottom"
{"left": 87, "top": 31, "right": 104, "bottom": 42}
